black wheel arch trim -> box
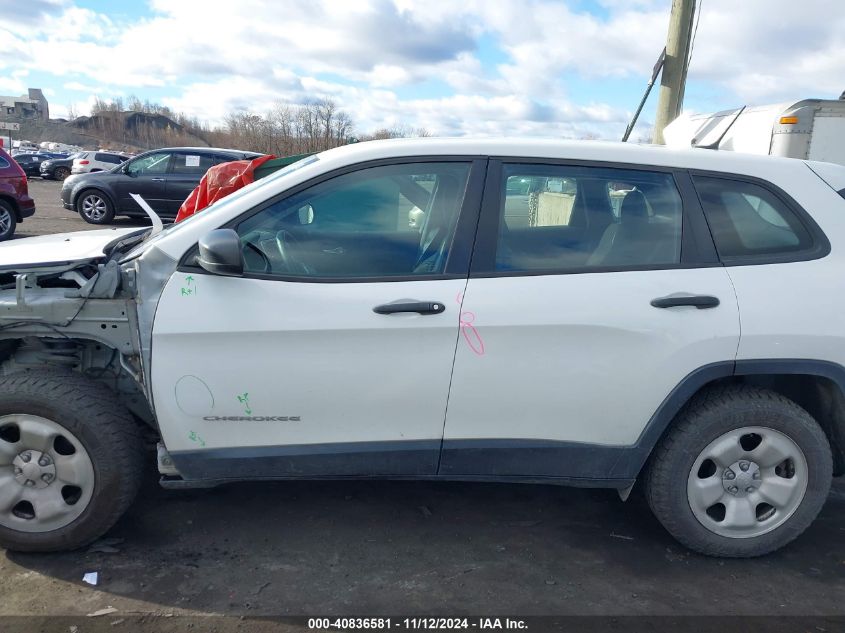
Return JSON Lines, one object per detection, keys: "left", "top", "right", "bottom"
{"left": 0, "top": 196, "right": 20, "bottom": 221}
{"left": 614, "top": 358, "right": 845, "bottom": 479}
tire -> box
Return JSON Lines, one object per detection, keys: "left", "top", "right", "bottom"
{"left": 0, "top": 200, "right": 16, "bottom": 241}
{"left": 645, "top": 385, "right": 832, "bottom": 557}
{"left": 54, "top": 166, "right": 70, "bottom": 181}
{"left": 0, "top": 371, "right": 144, "bottom": 552}
{"left": 76, "top": 189, "right": 115, "bottom": 224}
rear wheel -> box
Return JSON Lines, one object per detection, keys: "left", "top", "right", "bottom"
{"left": 0, "top": 371, "right": 143, "bottom": 552}
{"left": 645, "top": 385, "right": 832, "bottom": 557}
{"left": 77, "top": 190, "right": 115, "bottom": 224}
{"left": 0, "top": 200, "right": 16, "bottom": 241}
{"left": 54, "top": 166, "right": 70, "bottom": 181}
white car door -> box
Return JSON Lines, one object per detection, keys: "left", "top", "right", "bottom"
{"left": 151, "top": 159, "right": 485, "bottom": 479}
{"left": 441, "top": 161, "right": 741, "bottom": 483}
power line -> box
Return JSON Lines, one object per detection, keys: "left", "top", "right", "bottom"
{"left": 687, "top": 0, "right": 704, "bottom": 70}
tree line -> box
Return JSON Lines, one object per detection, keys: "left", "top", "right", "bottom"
{"left": 75, "top": 96, "right": 429, "bottom": 154}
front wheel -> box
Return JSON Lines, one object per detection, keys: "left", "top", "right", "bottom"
{"left": 0, "top": 200, "right": 16, "bottom": 241}
{"left": 645, "top": 385, "right": 832, "bottom": 557}
{"left": 0, "top": 371, "right": 143, "bottom": 551}
{"left": 77, "top": 190, "right": 115, "bottom": 224}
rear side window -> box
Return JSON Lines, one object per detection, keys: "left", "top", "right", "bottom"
{"left": 0, "top": 156, "right": 8, "bottom": 168}
{"left": 172, "top": 152, "right": 215, "bottom": 175}
{"left": 495, "top": 164, "right": 683, "bottom": 272}
{"left": 694, "top": 176, "right": 813, "bottom": 258}
{"left": 95, "top": 153, "right": 122, "bottom": 164}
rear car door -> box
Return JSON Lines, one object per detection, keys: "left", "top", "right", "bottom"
{"left": 114, "top": 151, "right": 174, "bottom": 214}
{"left": 441, "top": 160, "right": 741, "bottom": 482}
{"left": 15, "top": 156, "right": 37, "bottom": 177}
{"left": 165, "top": 151, "right": 217, "bottom": 214}
{"left": 151, "top": 159, "right": 485, "bottom": 480}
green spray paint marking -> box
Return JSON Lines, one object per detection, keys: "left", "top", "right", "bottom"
{"left": 180, "top": 275, "right": 197, "bottom": 297}
{"left": 237, "top": 392, "right": 252, "bottom": 415}
{"left": 188, "top": 431, "right": 206, "bottom": 447}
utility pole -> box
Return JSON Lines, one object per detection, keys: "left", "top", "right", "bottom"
{"left": 652, "top": 0, "right": 696, "bottom": 144}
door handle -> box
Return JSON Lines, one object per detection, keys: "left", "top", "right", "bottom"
{"left": 650, "top": 295, "right": 720, "bottom": 309}
{"left": 150, "top": 177, "right": 165, "bottom": 182}
{"left": 373, "top": 301, "right": 446, "bottom": 315}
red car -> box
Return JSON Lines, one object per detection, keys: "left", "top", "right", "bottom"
{"left": 0, "top": 147, "right": 36, "bottom": 241}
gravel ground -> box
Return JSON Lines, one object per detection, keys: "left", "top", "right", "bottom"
{"left": 1, "top": 178, "right": 844, "bottom": 628}
{"left": 13, "top": 178, "right": 150, "bottom": 239}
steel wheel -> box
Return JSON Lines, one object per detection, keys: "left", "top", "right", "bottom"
{"left": 687, "top": 426, "right": 808, "bottom": 539}
{"left": 0, "top": 414, "right": 95, "bottom": 533}
{"left": 80, "top": 193, "right": 108, "bottom": 221}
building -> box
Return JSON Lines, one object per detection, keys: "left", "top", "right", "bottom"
{"left": 0, "top": 89, "right": 49, "bottom": 121}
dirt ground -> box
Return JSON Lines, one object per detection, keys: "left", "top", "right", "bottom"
{"left": 2, "top": 179, "right": 845, "bottom": 629}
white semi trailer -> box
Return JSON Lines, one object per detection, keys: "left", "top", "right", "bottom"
{"left": 664, "top": 98, "right": 845, "bottom": 166}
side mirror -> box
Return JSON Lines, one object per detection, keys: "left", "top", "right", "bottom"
{"left": 197, "top": 229, "right": 244, "bottom": 276}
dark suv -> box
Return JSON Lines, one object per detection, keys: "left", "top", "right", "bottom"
{"left": 40, "top": 152, "right": 82, "bottom": 181}
{"left": 0, "top": 147, "right": 36, "bottom": 240}
{"left": 13, "top": 153, "right": 54, "bottom": 178}
{"left": 61, "top": 147, "right": 261, "bottom": 224}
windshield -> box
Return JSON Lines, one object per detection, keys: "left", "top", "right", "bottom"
{"left": 119, "top": 153, "right": 321, "bottom": 260}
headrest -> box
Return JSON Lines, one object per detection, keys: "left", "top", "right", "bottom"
{"left": 620, "top": 189, "right": 648, "bottom": 223}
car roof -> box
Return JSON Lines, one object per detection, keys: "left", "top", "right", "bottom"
{"left": 315, "top": 137, "right": 813, "bottom": 175}
{"left": 136, "top": 147, "right": 261, "bottom": 156}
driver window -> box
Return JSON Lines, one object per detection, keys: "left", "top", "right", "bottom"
{"left": 236, "top": 162, "right": 471, "bottom": 278}
{"left": 126, "top": 152, "right": 172, "bottom": 177}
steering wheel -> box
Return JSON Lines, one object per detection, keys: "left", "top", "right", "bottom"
{"left": 238, "top": 229, "right": 313, "bottom": 275}
{"left": 242, "top": 241, "right": 271, "bottom": 273}
{"left": 275, "top": 229, "right": 301, "bottom": 273}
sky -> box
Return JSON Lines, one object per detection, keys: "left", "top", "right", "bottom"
{"left": 0, "top": 0, "right": 843, "bottom": 140}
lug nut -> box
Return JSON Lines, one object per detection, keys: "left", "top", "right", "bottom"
{"left": 14, "top": 467, "right": 21, "bottom": 476}
{"left": 753, "top": 471, "right": 761, "bottom": 480}
{"left": 746, "top": 486, "right": 755, "bottom": 493}
{"left": 38, "top": 455, "right": 50, "bottom": 467}
{"left": 739, "top": 462, "right": 750, "bottom": 472}
{"left": 20, "top": 452, "right": 31, "bottom": 463}
{"left": 24, "top": 480, "right": 35, "bottom": 487}
{"left": 41, "top": 473, "right": 53, "bottom": 483}
{"left": 728, "top": 486, "right": 739, "bottom": 494}
{"left": 724, "top": 470, "right": 736, "bottom": 480}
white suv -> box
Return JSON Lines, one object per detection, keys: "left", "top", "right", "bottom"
{"left": 0, "top": 138, "right": 843, "bottom": 556}
{"left": 70, "top": 151, "right": 130, "bottom": 174}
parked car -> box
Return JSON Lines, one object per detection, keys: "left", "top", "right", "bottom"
{"left": 0, "top": 147, "right": 36, "bottom": 240}
{"left": 40, "top": 152, "right": 84, "bottom": 181}
{"left": 2, "top": 138, "right": 845, "bottom": 556}
{"left": 70, "top": 151, "right": 131, "bottom": 175}
{"left": 61, "top": 147, "right": 262, "bottom": 224}
{"left": 13, "top": 152, "right": 54, "bottom": 178}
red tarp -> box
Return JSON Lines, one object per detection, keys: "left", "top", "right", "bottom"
{"left": 175, "top": 154, "right": 276, "bottom": 222}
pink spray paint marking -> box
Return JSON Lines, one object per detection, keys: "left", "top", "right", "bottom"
{"left": 456, "top": 292, "right": 485, "bottom": 356}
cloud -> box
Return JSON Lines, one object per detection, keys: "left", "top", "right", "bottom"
{"left": 684, "top": 0, "right": 845, "bottom": 105}
{"left": 0, "top": 0, "right": 67, "bottom": 26}
{"left": 4, "top": 0, "right": 845, "bottom": 140}
{"left": 0, "top": 77, "right": 27, "bottom": 96}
